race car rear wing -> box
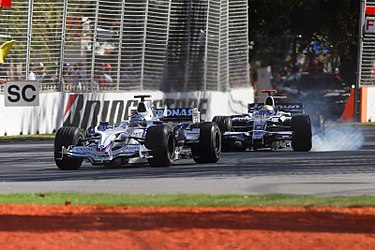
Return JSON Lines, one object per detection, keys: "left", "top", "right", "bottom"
{"left": 248, "top": 103, "right": 304, "bottom": 115}
{"left": 154, "top": 108, "right": 200, "bottom": 123}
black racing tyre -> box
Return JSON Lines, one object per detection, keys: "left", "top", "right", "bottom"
{"left": 212, "top": 116, "right": 232, "bottom": 133}
{"left": 191, "top": 122, "right": 221, "bottom": 163}
{"left": 291, "top": 115, "right": 312, "bottom": 152}
{"left": 145, "top": 125, "right": 175, "bottom": 167}
{"left": 212, "top": 116, "right": 232, "bottom": 152}
{"left": 54, "top": 126, "right": 84, "bottom": 170}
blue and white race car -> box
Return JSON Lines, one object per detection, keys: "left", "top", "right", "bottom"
{"left": 213, "top": 90, "right": 312, "bottom": 152}
{"left": 54, "top": 95, "right": 221, "bottom": 170}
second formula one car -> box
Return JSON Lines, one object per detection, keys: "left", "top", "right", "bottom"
{"left": 54, "top": 95, "right": 221, "bottom": 170}
{"left": 213, "top": 90, "right": 312, "bottom": 152}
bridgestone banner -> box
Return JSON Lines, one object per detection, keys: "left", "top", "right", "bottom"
{"left": 0, "top": 88, "right": 254, "bottom": 136}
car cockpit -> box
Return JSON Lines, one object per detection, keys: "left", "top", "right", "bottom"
{"left": 133, "top": 95, "right": 155, "bottom": 121}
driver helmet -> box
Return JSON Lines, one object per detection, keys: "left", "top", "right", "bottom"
{"left": 260, "top": 105, "right": 274, "bottom": 116}
{"left": 129, "top": 113, "right": 147, "bottom": 127}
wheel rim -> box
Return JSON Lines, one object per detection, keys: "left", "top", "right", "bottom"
{"left": 214, "top": 130, "right": 221, "bottom": 154}
{"left": 167, "top": 133, "right": 175, "bottom": 160}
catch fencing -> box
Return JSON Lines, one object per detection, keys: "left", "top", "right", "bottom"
{"left": 0, "top": 0, "right": 249, "bottom": 92}
{"left": 360, "top": 0, "right": 375, "bottom": 86}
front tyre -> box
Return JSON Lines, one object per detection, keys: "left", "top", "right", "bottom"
{"left": 191, "top": 122, "right": 221, "bottom": 163}
{"left": 291, "top": 115, "right": 312, "bottom": 152}
{"left": 145, "top": 125, "right": 175, "bottom": 167}
{"left": 54, "top": 126, "right": 84, "bottom": 170}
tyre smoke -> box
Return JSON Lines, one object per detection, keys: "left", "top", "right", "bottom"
{"left": 312, "top": 122, "right": 364, "bottom": 151}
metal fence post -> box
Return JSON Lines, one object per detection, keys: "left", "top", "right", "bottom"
{"left": 203, "top": 0, "right": 210, "bottom": 91}
{"left": 225, "top": 0, "right": 229, "bottom": 90}
{"left": 116, "top": 0, "right": 126, "bottom": 90}
{"left": 25, "top": 0, "right": 34, "bottom": 80}
{"left": 216, "top": 0, "right": 221, "bottom": 91}
{"left": 246, "top": 2, "right": 250, "bottom": 85}
{"left": 58, "top": 0, "right": 68, "bottom": 92}
{"left": 141, "top": 0, "right": 150, "bottom": 91}
{"left": 184, "top": 0, "right": 192, "bottom": 92}
{"left": 162, "top": 0, "right": 172, "bottom": 90}
{"left": 90, "top": 0, "right": 100, "bottom": 89}
{"left": 355, "top": 0, "right": 366, "bottom": 122}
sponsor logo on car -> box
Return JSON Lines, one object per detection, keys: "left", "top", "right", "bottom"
{"left": 123, "top": 145, "right": 140, "bottom": 153}
{"left": 129, "top": 130, "right": 146, "bottom": 138}
{"left": 249, "top": 103, "right": 304, "bottom": 113}
{"left": 154, "top": 108, "right": 193, "bottom": 117}
{"left": 72, "top": 146, "right": 95, "bottom": 153}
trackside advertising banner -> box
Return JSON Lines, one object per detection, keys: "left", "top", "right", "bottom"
{"left": 366, "top": 87, "right": 375, "bottom": 122}
{"left": 0, "top": 0, "right": 11, "bottom": 8}
{"left": 0, "top": 87, "right": 254, "bottom": 136}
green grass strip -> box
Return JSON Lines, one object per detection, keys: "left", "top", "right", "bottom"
{"left": 0, "top": 193, "right": 375, "bottom": 207}
{"left": 0, "top": 134, "right": 55, "bottom": 143}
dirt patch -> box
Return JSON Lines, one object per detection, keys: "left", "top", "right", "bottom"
{"left": 0, "top": 205, "right": 374, "bottom": 249}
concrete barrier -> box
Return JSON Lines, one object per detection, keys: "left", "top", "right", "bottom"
{"left": 0, "top": 87, "right": 254, "bottom": 136}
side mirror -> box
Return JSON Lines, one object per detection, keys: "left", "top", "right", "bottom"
{"left": 192, "top": 108, "right": 200, "bottom": 124}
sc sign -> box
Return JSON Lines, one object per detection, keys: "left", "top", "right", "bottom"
{"left": 4, "top": 81, "right": 39, "bottom": 107}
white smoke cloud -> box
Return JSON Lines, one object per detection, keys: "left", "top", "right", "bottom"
{"left": 312, "top": 122, "right": 364, "bottom": 151}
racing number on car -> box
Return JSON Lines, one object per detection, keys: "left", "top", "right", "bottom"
{"left": 4, "top": 81, "right": 39, "bottom": 107}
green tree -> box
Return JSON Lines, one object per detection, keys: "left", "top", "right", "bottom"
{"left": 249, "top": 0, "right": 359, "bottom": 84}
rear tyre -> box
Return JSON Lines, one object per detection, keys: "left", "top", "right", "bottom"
{"left": 145, "top": 125, "right": 175, "bottom": 167}
{"left": 212, "top": 116, "right": 232, "bottom": 152}
{"left": 191, "top": 122, "right": 221, "bottom": 163}
{"left": 212, "top": 116, "right": 232, "bottom": 132}
{"left": 291, "top": 115, "right": 312, "bottom": 152}
{"left": 54, "top": 126, "right": 84, "bottom": 170}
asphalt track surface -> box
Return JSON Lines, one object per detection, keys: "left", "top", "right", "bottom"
{"left": 0, "top": 124, "right": 374, "bottom": 196}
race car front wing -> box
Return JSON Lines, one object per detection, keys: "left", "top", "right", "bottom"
{"left": 57, "top": 144, "right": 152, "bottom": 164}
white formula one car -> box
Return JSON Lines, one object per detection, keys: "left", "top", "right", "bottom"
{"left": 54, "top": 95, "right": 221, "bottom": 170}
{"left": 213, "top": 90, "right": 312, "bottom": 152}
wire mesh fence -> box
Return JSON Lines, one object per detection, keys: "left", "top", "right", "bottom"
{"left": 360, "top": 0, "right": 375, "bottom": 86}
{"left": 0, "top": 0, "right": 249, "bottom": 92}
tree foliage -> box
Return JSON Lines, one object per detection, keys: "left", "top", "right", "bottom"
{"left": 249, "top": 0, "right": 359, "bottom": 83}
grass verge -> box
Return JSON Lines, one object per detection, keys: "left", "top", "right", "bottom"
{"left": 0, "top": 134, "right": 55, "bottom": 143}
{"left": 0, "top": 193, "right": 375, "bottom": 207}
